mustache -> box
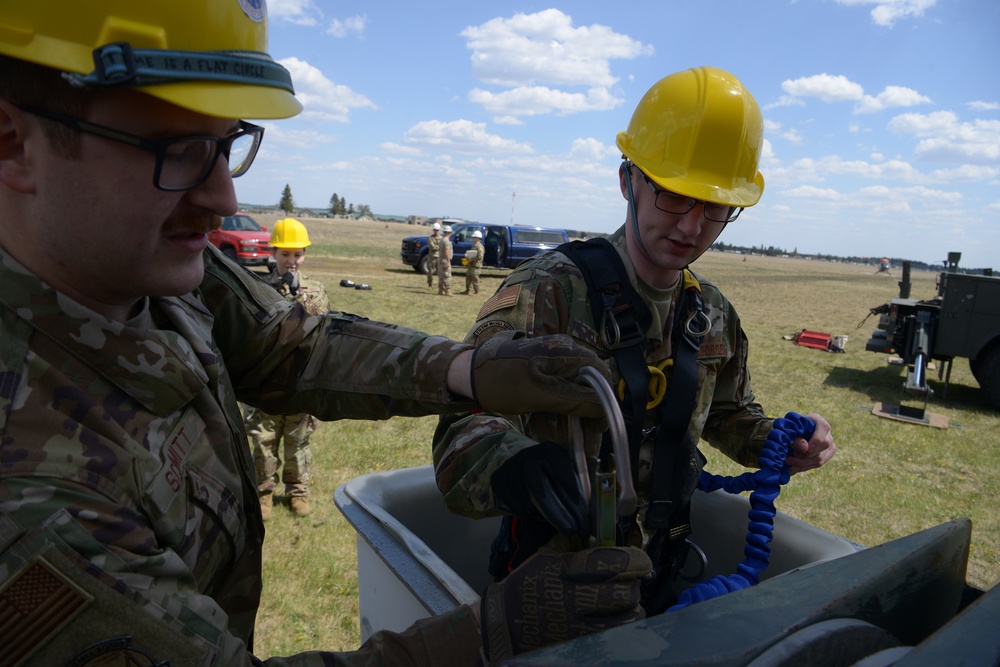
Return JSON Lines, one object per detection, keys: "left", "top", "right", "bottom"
{"left": 164, "top": 212, "right": 222, "bottom": 235}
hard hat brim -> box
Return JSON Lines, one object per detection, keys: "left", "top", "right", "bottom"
{"left": 141, "top": 81, "right": 302, "bottom": 120}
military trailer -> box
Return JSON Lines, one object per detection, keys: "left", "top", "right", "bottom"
{"left": 865, "top": 251, "right": 1000, "bottom": 412}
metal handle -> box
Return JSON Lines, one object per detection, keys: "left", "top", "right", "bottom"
{"left": 571, "top": 366, "right": 638, "bottom": 539}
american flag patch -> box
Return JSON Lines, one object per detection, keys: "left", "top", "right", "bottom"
{"left": 0, "top": 558, "right": 92, "bottom": 667}
{"left": 477, "top": 284, "right": 521, "bottom": 320}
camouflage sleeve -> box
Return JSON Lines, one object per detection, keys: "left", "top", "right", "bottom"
{"left": 261, "top": 606, "right": 481, "bottom": 667}
{"left": 296, "top": 273, "right": 331, "bottom": 316}
{"left": 199, "top": 248, "right": 474, "bottom": 420}
{"left": 700, "top": 303, "right": 773, "bottom": 467}
{"left": 0, "top": 503, "right": 479, "bottom": 667}
{"left": 432, "top": 260, "right": 578, "bottom": 518}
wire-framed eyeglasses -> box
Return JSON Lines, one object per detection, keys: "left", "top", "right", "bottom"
{"left": 16, "top": 104, "right": 264, "bottom": 192}
{"left": 637, "top": 168, "right": 743, "bottom": 223}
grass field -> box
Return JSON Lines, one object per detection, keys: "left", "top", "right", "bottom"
{"left": 246, "top": 213, "right": 999, "bottom": 658}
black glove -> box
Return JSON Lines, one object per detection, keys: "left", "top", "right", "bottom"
{"left": 470, "top": 331, "right": 611, "bottom": 419}
{"left": 491, "top": 442, "right": 589, "bottom": 537}
{"left": 280, "top": 271, "right": 298, "bottom": 295}
{"left": 482, "top": 534, "right": 651, "bottom": 662}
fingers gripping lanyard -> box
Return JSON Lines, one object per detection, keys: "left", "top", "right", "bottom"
{"left": 667, "top": 413, "right": 815, "bottom": 611}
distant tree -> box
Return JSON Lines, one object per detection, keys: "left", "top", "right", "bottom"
{"left": 348, "top": 203, "right": 355, "bottom": 216}
{"left": 279, "top": 184, "right": 295, "bottom": 214}
{"left": 357, "top": 204, "right": 372, "bottom": 218}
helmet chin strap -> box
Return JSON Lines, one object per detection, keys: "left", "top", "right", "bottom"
{"left": 622, "top": 160, "right": 655, "bottom": 265}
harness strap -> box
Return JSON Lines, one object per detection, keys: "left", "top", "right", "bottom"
{"left": 557, "top": 239, "right": 651, "bottom": 483}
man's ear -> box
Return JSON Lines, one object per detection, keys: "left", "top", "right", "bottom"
{"left": 619, "top": 163, "right": 629, "bottom": 199}
{"left": 0, "top": 98, "right": 36, "bottom": 194}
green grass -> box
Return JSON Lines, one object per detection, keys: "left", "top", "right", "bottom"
{"left": 249, "top": 215, "right": 999, "bottom": 658}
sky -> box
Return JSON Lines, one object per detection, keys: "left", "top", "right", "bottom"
{"left": 235, "top": 0, "right": 1000, "bottom": 270}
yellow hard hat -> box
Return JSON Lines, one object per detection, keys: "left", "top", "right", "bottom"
{"left": 0, "top": 0, "right": 301, "bottom": 119}
{"left": 616, "top": 66, "right": 765, "bottom": 208}
{"left": 270, "top": 217, "right": 311, "bottom": 248}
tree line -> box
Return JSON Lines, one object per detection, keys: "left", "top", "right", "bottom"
{"left": 278, "top": 184, "right": 371, "bottom": 218}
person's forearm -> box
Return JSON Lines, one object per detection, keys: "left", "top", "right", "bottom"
{"left": 447, "top": 349, "right": 474, "bottom": 399}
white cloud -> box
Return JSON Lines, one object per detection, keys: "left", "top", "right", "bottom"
{"left": 462, "top": 9, "right": 652, "bottom": 87}
{"left": 469, "top": 86, "right": 624, "bottom": 119}
{"left": 268, "top": 0, "right": 322, "bottom": 26}
{"left": 378, "top": 142, "right": 422, "bottom": 157}
{"left": 782, "top": 128, "right": 803, "bottom": 143}
{"left": 834, "top": 0, "right": 938, "bottom": 27}
{"left": 402, "top": 120, "right": 535, "bottom": 155}
{"left": 782, "top": 74, "right": 864, "bottom": 103}
{"left": 889, "top": 111, "right": 1000, "bottom": 163}
{"left": 326, "top": 15, "right": 367, "bottom": 39}
{"left": 279, "top": 58, "right": 377, "bottom": 123}
{"left": 460, "top": 9, "right": 651, "bottom": 119}
{"left": 855, "top": 86, "right": 931, "bottom": 113}
{"left": 968, "top": 101, "right": 1000, "bottom": 111}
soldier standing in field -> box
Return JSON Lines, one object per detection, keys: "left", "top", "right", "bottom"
{"left": 247, "top": 218, "right": 329, "bottom": 518}
{"left": 461, "top": 229, "right": 485, "bottom": 295}
{"left": 438, "top": 224, "right": 454, "bottom": 296}
{"left": 0, "top": 2, "right": 613, "bottom": 663}
{"left": 433, "top": 66, "right": 838, "bottom": 661}
{"left": 426, "top": 221, "right": 441, "bottom": 289}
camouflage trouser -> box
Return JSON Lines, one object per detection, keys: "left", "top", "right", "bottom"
{"left": 247, "top": 408, "right": 317, "bottom": 497}
{"left": 465, "top": 266, "right": 482, "bottom": 294}
{"left": 427, "top": 253, "right": 438, "bottom": 286}
{"left": 438, "top": 257, "right": 452, "bottom": 294}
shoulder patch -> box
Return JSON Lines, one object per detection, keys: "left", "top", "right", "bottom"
{"left": 2, "top": 557, "right": 93, "bottom": 665}
{"left": 472, "top": 320, "right": 516, "bottom": 345}
{"left": 477, "top": 284, "right": 521, "bottom": 320}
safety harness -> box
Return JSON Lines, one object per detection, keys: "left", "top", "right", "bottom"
{"left": 557, "top": 238, "right": 710, "bottom": 610}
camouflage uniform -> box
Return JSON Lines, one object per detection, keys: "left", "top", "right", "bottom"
{"left": 433, "top": 226, "right": 772, "bottom": 548}
{"left": 247, "top": 269, "right": 329, "bottom": 500}
{"left": 437, "top": 234, "right": 453, "bottom": 295}
{"left": 463, "top": 239, "right": 485, "bottom": 295}
{"left": 0, "top": 244, "right": 480, "bottom": 666}
{"left": 426, "top": 232, "right": 441, "bottom": 288}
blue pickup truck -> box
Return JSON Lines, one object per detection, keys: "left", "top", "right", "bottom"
{"left": 400, "top": 222, "right": 570, "bottom": 274}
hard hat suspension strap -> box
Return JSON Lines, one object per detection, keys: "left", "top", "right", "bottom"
{"left": 65, "top": 42, "right": 294, "bottom": 93}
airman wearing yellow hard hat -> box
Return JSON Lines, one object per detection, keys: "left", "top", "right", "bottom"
{"left": 433, "top": 66, "right": 838, "bottom": 661}
{"left": 0, "top": 1, "right": 558, "bottom": 663}
{"left": 247, "top": 217, "right": 327, "bottom": 522}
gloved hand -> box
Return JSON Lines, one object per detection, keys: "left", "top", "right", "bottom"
{"left": 470, "top": 331, "right": 611, "bottom": 419}
{"left": 481, "top": 534, "right": 651, "bottom": 662}
{"left": 491, "top": 442, "right": 589, "bottom": 537}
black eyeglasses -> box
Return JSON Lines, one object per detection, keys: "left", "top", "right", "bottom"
{"left": 16, "top": 105, "right": 264, "bottom": 192}
{"left": 636, "top": 168, "right": 742, "bottom": 223}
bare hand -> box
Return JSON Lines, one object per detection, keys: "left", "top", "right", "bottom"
{"left": 785, "top": 413, "right": 836, "bottom": 474}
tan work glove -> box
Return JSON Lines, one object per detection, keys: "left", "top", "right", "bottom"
{"left": 471, "top": 331, "right": 611, "bottom": 419}
{"left": 481, "top": 534, "right": 651, "bottom": 662}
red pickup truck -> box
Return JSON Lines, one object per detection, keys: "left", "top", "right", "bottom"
{"left": 208, "top": 213, "right": 272, "bottom": 267}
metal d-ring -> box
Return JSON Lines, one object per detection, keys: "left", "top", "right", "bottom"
{"left": 685, "top": 309, "right": 712, "bottom": 338}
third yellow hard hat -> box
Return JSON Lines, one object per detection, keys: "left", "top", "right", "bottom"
{"left": 616, "top": 66, "right": 765, "bottom": 208}
{"left": 270, "top": 218, "right": 311, "bottom": 249}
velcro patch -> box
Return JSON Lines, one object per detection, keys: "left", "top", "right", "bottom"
{"left": 699, "top": 342, "right": 726, "bottom": 358}
{"left": 472, "top": 320, "right": 517, "bottom": 346}
{"left": 477, "top": 285, "right": 521, "bottom": 320}
{"left": 0, "top": 557, "right": 92, "bottom": 667}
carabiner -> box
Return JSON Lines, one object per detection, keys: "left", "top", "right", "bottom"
{"left": 600, "top": 308, "right": 622, "bottom": 349}
{"left": 571, "top": 366, "right": 637, "bottom": 546}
